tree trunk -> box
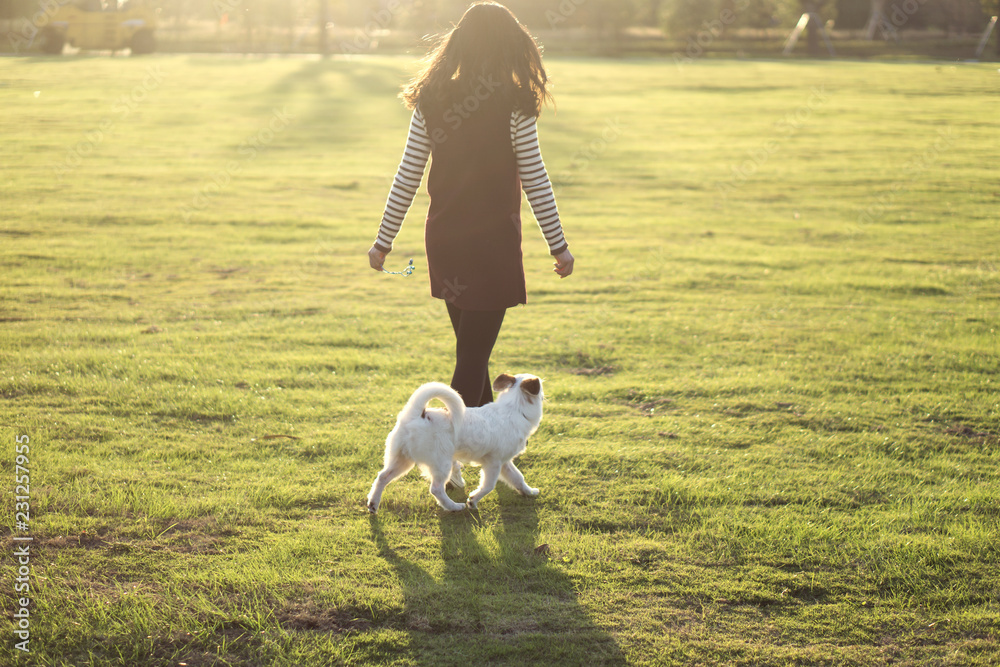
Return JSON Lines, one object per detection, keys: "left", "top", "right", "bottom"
{"left": 802, "top": 1, "right": 826, "bottom": 56}
{"left": 865, "top": 0, "right": 888, "bottom": 40}
{"left": 644, "top": 0, "right": 663, "bottom": 26}
{"left": 318, "top": 0, "right": 328, "bottom": 57}
{"left": 807, "top": 14, "right": 820, "bottom": 55}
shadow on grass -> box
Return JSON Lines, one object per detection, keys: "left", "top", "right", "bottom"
{"left": 368, "top": 492, "right": 625, "bottom": 665}
{"left": 253, "top": 58, "right": 406, "bottom": 152}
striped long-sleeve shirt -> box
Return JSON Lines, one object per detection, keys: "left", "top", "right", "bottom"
{"left": 374, "top": 108, "right": 568, "bottom": 256}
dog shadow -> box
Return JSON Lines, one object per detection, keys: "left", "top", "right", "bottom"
{"left": 368, "top": 490, "right": 625, "bottom": 664}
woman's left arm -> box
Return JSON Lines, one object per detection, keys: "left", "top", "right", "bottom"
{"left": 512, "top": 112, "right": 569, "bottom": 259}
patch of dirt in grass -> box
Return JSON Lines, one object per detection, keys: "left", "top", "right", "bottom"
{"left": 721, "top": 401, "right": 803, "bottom": 417}
{"left": 635, "top": 397, "right": 673, "bottom": 411}
{"left": 276, "top": 600, "right": 372, "bottom": 633}
{"left": 157, "top": 517, "right": 236, "bottom": 555}
{"left": 612, "top": 389, "right": 675, "bottom": 413}
{"left": 148, "top": 408, "right": 237, "bottom": 424}
{"left": 152, "top": 624, "right": 266, "bottom": 667}
{"left": 571, "top": 513, "right": 673, "bottom": 536}
{"left": 944, "top": 423, "right": 997, "bottom": 442}
{"left": 208, "top": 265, "right": 249, "bottom": 278}
{"left": 37, "top": 517, "right": 237, "bottom": 557}
{"left": 555, "top": 349, "right": 618, "bottom": 376}
{"left": 572, "top": 365, "right": 617, "bottom": 376}
{"left": 488, "top": 618, "right": 543, "bottom": 637}
{"left": 41, "top": 528, "right": 112, "bottom": 550}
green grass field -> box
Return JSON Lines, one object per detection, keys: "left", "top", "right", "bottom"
{"left": 2, "top": 54, "right": 999, "bottom": 665}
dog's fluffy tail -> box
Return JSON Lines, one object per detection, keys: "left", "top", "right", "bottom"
{"left": 398, "top": 381, "right": 465, "bottom": 434}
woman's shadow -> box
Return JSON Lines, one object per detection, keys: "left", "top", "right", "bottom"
{"left": 368, "top": 486, "right": 625, "bottom": 665}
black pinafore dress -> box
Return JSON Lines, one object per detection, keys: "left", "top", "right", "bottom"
{"left": 421, "top": 101, "right": 525, "bottom": 311}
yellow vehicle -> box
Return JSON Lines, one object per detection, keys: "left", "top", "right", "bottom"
{"left": 39, "top": 0, "right": 158, "bottom": 55}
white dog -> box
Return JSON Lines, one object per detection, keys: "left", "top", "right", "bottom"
{"left": 366, "top": 373, "right": 543, "bottom": 513}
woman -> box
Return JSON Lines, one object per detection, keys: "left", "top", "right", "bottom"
{"left": 368, "top": 1, "right": 574, "bottom": 407}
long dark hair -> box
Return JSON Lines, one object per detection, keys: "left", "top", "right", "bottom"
{"left": 401, "top": 2, "right": 553, "bottom": 118}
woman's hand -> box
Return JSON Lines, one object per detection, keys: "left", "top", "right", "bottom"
{"left": 553, "top": 249, "right": 574, "bottom": 278}
{"left": 368, "top": 246, "right": 387, "bottom": 272}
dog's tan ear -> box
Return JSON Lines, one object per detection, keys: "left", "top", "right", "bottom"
{"left": 521, "top": 377, "right": 541, "bottom": 396}
{"left": 492, "top": 374, "right": 517, "bottom": 392}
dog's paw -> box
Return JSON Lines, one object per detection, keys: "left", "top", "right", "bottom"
{"left": 523, "top": 487, "right": 540, "bottom": 497}
{"left": 366, "top": 500, "right": 378, "bottom": 514}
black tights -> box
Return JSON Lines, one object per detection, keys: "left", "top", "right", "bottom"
{"left": 446, "top": 302, "right": 506, "bottom": 408}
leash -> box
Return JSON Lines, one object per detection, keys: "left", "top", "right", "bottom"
{"left": 382, "top": 258, "right": 415, "bottom": 276}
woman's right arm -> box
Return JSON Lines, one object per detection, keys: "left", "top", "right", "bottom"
{"left": 371, "top": 109, "right": 432, "bottom": 264}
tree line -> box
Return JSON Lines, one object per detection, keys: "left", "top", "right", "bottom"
{"left": 2, "top": 0, "right": 995, "bottom": 39}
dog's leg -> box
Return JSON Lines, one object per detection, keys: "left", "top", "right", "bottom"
{"left": 367, "top": 455, "right": 415, "bottom": 513}
{"left": 467, "top": 462, "right": 502, "bottom": 508}
{"left": 448, "top": 460, "right": 466, "bottom": 489}
{"left": 499, "top": 461, "right": 539, "bottom": 497}
{"left": 429, "top": 468, "right": 466, "bottom": 512}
